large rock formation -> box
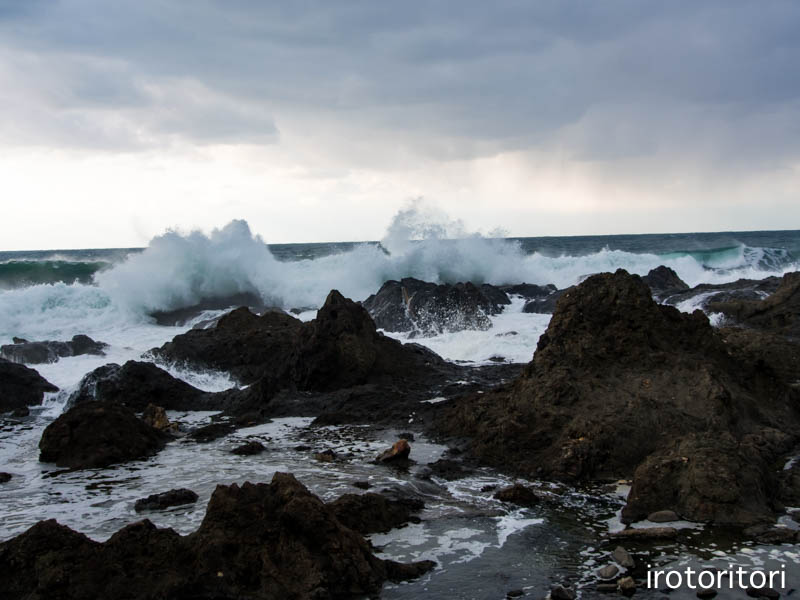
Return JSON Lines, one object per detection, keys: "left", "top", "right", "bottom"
{"left": 0, "top": 473, "right": 434, "bottom": 600}
{"left": 708, "top": 271, "right": 800, "bottom": 338}
{"left": 67, "top": 361, "right": 213, "bottom": 412}
{"left": 442, "top": 269, "right": 800, "bottom": 526}
{"left": 361, "top": 278, "right": 507, "bottom": 335}
{"left": 0, "top": 358, "right": 58, "bottom": 412}
{"left": 154, "top": 290, "right": 450, "bottom": 399}
{"left": 0, "top": 334, "right": 107, "bottom": 365}
{"left": 150, "top": 308, "right": 304, "bottom": 385}
{"left": 39, "top": 401, "right": 170, "bottom": 469}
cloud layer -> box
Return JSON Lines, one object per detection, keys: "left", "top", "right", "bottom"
{"left": 1, "top": 1, "right": 799, "bottom": 247}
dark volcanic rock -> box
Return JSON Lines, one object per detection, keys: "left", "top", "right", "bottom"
{"left": 0, "top": 334, "right": 107, "bottom": 364}
{"left": 0, "top": 357, "right": 58, "bottom": 411}
{"left": 39, "top": 401, "right": 169, "bottom": 469}
{"left": 709, "top": 271, "right": 800, "bottom": 338}
{"left": 151, "top": 307, "right": 304, "bottom": 385}
{"left": 642, "top": 266, "right": 689, "bottom": 298}
{"left": 521, "top": 288, "right": 568, "bottom": 314}
{"left": 493, "top": 484, "right": 539, "bottom": 507}
{"left": 134, "top": 488, "right": 198, "bottom": 512}
{"left": 0, "top": 472, "right": 11, "bottom": 483}
{"left": 0, "top": 472, "right": 435, "bottom": 600}
{"left": 361, "top": 277, "right": 505, "bottom": 335}
{"left": 231, "top": 440, "right": 266, "bottom": 455}
{"left": 293, "top": 290, "right": 447, "bottom": 392}
{"left": 664, "top": 276, "right": 782, "bottom": 309}
{"left": 68, "top": 361, "right": 212, "bottom": 412}
{"left": 329, "top": 491, "right": 424, "bottom": 534}
{"left": 442, "top": 269, "right": 800, "bottom": 526}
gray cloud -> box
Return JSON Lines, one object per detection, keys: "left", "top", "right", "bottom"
{"left": 0, "top": 0, "right": 799, "bottom": 168}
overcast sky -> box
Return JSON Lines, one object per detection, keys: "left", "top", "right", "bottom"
{"left": 2, "top": 1, "right": 799, "bottom": 249}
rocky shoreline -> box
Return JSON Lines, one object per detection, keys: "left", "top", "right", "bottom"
{"left": 1, "top": 267, "right": 799, "bottom": 599}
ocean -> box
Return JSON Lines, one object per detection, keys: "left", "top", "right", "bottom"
{"left": 1, "top": 221, "right": 799, "bottom": 598}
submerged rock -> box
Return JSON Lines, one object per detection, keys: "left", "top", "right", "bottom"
{"left": 0, "top": 334, "right": 107, "bottom": 364}
{"left": 0, "top": 358, "right": 58, "bottom": 412}
{"left": 231, "top": 440, "right": 265, "bottom": 455}
{"left": 442, "top": 269, "right": 800, "bottom": 526}
{"left": 39, "top": 401, "right": 169, "bottom": 469}
{"left": 0, "top": 472, "right": 11, "bottom": 483}
{"left": 361, "top": 278, "right": 505, "bottom": 335}
{"left": 0, "top": 473, "right": 435, "bottom": 600}
{"left": 493, "top": 484, "right": 540, "bottom": 507}
{"left": 134, "top": 488, "right": 199, "bottom": 512}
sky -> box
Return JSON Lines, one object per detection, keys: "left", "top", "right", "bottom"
{"left": 1, "top": 1, "right": 799, "bottom": 250}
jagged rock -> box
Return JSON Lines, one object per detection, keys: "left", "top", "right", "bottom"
{"left": 328, "top": 492, "right": 423, "bottom": 534}
{"left": 231, "top": 441, "right": 265, "bottom": 455}
{"left": 0, "top": 473, "right": 435, "bottom": 599}
{"left": 294, "top": 290, "right": 446, "bottom": 392}
{"left": 493, "top": 484, "right": 539, "bottom": 507}
{"left": 709, "top": 271, "right": 800, "bottom": 337}
{"left": 141, "top": 404, "right": 175, "bottom": 431}
{"left": 68, "top": 361, "right": 212, "bottom": 412}
{"left": 361, "top": 278, "right": 505, "bottom": 335}
{"left": 443, "top": 270, "right": 800, "bottom": 526}
{"left": 134, "top": 488, "right": 198, "bottom": 512}
{"left": 647, "top": 510, "right": 680, "bottom": 523}
{"left": 0, "top": 357, "right": 58, "bottom": 411}
{"left": 39, "top": 401, "right": 169, "bottom": 469}
{"left": 376, "top": 440, "right": 411, "bottom": 463}
{"left": 642, "top": 266, "right": 689, "bottom": 297}
{"left": 612, "top": 546, "right": 635, "bottom": 569}
{"left": 151, "top": 307, "right": 304, "bottom": 385}
{"left": 0, "top": 334, "right": 107, "bottom": 364}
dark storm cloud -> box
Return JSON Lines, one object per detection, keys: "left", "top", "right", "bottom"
{"left": 1, "top": 0, "right": 799, "bottom": 164}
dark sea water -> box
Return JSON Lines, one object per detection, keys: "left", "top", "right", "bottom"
{"left": 1, "top": 223, "right": 799, "bottom": 599}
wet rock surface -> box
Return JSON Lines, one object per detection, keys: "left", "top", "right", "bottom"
{"left": 151, "top": 307, "right": 304, "bottom": 385}
{"left": 0, "top": 473, "right": 434, "bottom": 600}
{"left": 642, "top": 265, "right": 689, "bottom": 298}
{"left": 0, "top": 334, "right": 107, "bottom": 364}
{"left": 0, "top": 358, "right": 58, "bottom": 412}
{"left": 361, "top": 277, "right": 506, "bottom": 335}
{"left": 709, "top": 271, "right": 800, "bottom": 338}
{"left": 67, "top": 361, "right": 213, "bottom": 412}
{"left": 134, "top": 488, "right": 199, "bottom": 512}
{"left": 39, "top": 401, "right": 170, "bottom": 469}
{"left": 441, "top": 269, "right": 800, "bottom": 526}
